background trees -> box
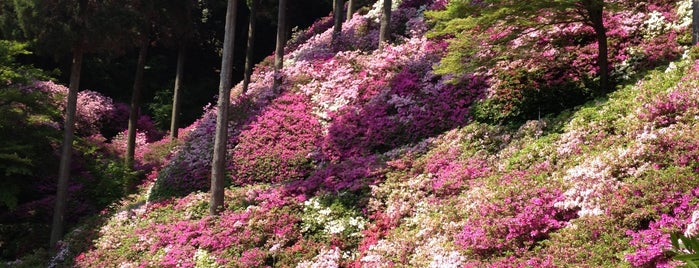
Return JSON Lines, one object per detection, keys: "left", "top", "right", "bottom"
{"left": 12, "top": 0, "right": 140, "bottom": 250}
{"left": 1, "top": 0, "right": 332, "bottom": 258}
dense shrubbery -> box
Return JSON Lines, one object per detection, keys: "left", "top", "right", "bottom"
{"left": 21, "top": 0, "right": 699, "bottom": 267}
{"left": 0, "top": 40, "right": 166, "bottom": 261}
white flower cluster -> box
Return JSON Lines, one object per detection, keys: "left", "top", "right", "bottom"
{"left": 685, "top": 210, "right": 699, "bottom": 237}
{"left": 193, "top": 248, "right": 219, "bottom": 268}
{"left": 366, "top": 0, "right": 404, "bottom": 23}
{"left": 642, "top": 0, "right": 692, "bottom": 39}
{"left": 296, "top": 247, "right": 341, "bottom": 268}
{"left": 301, "top": 197, "right": 367, "bottom": 237}
{"left": 555, "top": 156, "right": 621, "bottom": 217}
{"left": 675, "top": 0, "right": 693, "bottom": 30}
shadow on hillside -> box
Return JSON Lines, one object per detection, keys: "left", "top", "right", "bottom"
{"left": 147, "top": 84, "right": 277, "bottom": 202}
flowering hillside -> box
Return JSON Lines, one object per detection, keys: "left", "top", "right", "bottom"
{"left": 38, "top": 0, "right": 699, "bottom": 267}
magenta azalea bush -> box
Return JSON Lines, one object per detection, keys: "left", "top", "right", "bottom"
{"left": 230, "top": 93, "right": 323, "bottom": 185}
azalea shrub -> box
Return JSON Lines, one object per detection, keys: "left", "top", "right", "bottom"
{"left": 230, "top": 93, "right": 323, "bottom": 185}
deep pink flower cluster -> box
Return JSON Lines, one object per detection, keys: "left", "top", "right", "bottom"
{"left": 625, "top": 188, "right": 699, "bottom": 267}
{"left": 423, "top": 147, "right": 490, "bottom": 196}
{"left": 230, "top": 93, "right": 323, "bottom": 185}
{"left": 455, "top": 176, "right": 571, "bottom": 257}
{"left": 129, "top": 204, "right": 305, "bottom": 267}
{"left": 639, "top": 82, "right": 699, "bottom": 127}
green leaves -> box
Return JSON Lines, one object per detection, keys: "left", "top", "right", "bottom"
{"left": 670, "top": 233, "right": 699, "bottom": 267}
{"left": 0, "top": 40, "right": 47, "bottom": 83}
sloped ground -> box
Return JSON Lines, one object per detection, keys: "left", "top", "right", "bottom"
{"left": 32, "top": 0, "right": 699, "bottom": 267}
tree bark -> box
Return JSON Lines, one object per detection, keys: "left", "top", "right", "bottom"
{"left": 585, "top": 1, "right": 609, "bottom": 94}
{"left": 694, "top": 0, "right": 699, "bottom": 44}
{"left": 170, "top": 44, "right": 186, "bottom": 140}
{"left": 333, "top": 0, "right": 343, "bottom": 43}
{"left": 273, "top": 0, "right": 287, "bottom": 93}
{"left": 50, "top": 45, "right": 83, "bottom": 252}
{"left": 378, "top": 0, "right": 391, "bottom": 50}
{"left": 346, "top": 0, "right": 354, "bottom": 22}
{"left": 242, "top": 0, "right": 257, "bottom": 94}
{"left": 125, "top": 39, "right": 149, "bottom": 171}
{"left": 210, "top": 0, "right": 238, "bottom": 216}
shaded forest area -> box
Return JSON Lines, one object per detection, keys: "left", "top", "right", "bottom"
{"left": 1, "top": 0, "right": 333, "bottom": 130}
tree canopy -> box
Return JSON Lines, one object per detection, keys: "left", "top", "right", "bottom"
{"left": 429, "top": 0, "right": 615, "bottom": 93}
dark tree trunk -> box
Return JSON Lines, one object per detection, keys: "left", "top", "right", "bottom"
{"left": 595, "top": 24, "right": 609, "bottom": 94}
{"left": 694, "top": 0, "right": 699, "bottom": 44}
{"left": 243, "top": 0, "right": 258, "bottom": 93}
{"left": 378, "top": 0, "right": 391, "bottom": 50}
{"left": 333, "top": 0, "right": 343, "bottom": 43}
{"left": 50, "top": 45, "right": 83, "bottom": 252}
{"left": 170, "top": 44, "right": 185, "bottom": 140}
{"left": 125, "top": 39, "right": 149, "bottom": 171}
{"left": 210, "top": 0, "right": 238, "bottom": 216}
{"left": 586, "top": 1, "right": 609, "bottom": 94}
{"left": 346, "top": 0, "right": 354, "bottom": 22}
{"left": 273, "top": 0, "right": 287, "bottom": 93}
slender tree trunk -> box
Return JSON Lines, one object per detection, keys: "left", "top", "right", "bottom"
{"left": 596, "top": 26, "right": 609, "bottom": 94}
{"left": 693, "top": 0, "right": 699, "bottom": 44}
{"left": 242, "top": 0, "right": 257, "bottom": 93}
{"left": 170, "top": 44, "right": 186, "bottom": 140}
{"left": 346, "top": 0, "right": 354, "bottom": 22}
{"left": 210, "top": 0, "right": 238, "bottom": 216}
{"left": 126, "top": 39, "right": 149, "bottom": 171}
{"left": 273, "top": 0, "right": 287, "bottom": 93}
{"left": 586, "top": 1, "right": 609, "bottom": 94}
{"left": 378, "top": 0, "right": 391, "bottom": 50}
{"left": 333, "top": 0, "right": 343, "bottom": 43}
{"left": 50, "top": 45, "right": 83, "bottom": 252}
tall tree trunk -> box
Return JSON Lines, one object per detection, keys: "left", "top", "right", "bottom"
{"left": 170, "top": 44, "right": 186, "bottom": 140}
{"left": 694, "top": 0, "right": 699, "bottom": 44}
{"left": 273, "top": 0, "right": 287, "bottom": 93}
{"left": 586, "top": 1, "right": 609, "bottom": 94}
{"left": 242, "top": 0, "right": 257, "bottom": 93}
{"left": 333, "top": 0, "right": 343, "bottom": 43}
{"left": 50, "top": 45, "right": 83, "bottom": 252}
{"left": 346, "top": 0, "right": 354, "bottom": 22}
{"left": 378, "top": 0, "right": 391, "bottom": 50}
{"left": 595, "top": 25, "right": 609, "bottom": 94}
{"left": 125, "top": 39, "right": 149, "bottom": 171}
{"left": 210, "top": 0, "right": 238, "bottom": 216}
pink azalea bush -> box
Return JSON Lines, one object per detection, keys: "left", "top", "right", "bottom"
{"left": 230, "top": 93, "right": 323, "bottom": 185}
{"left": 454, "top": 171, "right": 573, "bottom": 258}
{"left": 30, "top": 81, "right": 115, "bottom": 136}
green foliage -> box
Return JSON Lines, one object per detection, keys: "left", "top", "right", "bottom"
{"left": 148, "top": 88, "right": 174, "bottom": 129}
{"left": 12, "top": 0, "right": 141, "bottom": 56}
{"left": 670, "top": 233, "right": 699, "bottom": 267}
{"left": 687, "top": 45, "right": 699, "bottom": 61}
{"left": 0, "top": 87, "right": 60, "bottom": 210}
{"left": 0, "top": 40, "right": 48, "bottom": 83}
{"left": 76, "top": 138, "right": 141, "bottom": 207}
{"left": 540, "top": 216, "right": 631, "bottom": 267}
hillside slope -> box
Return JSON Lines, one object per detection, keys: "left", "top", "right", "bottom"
{"left": 38, "top": 0, "right": 699, "bottom": 267}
